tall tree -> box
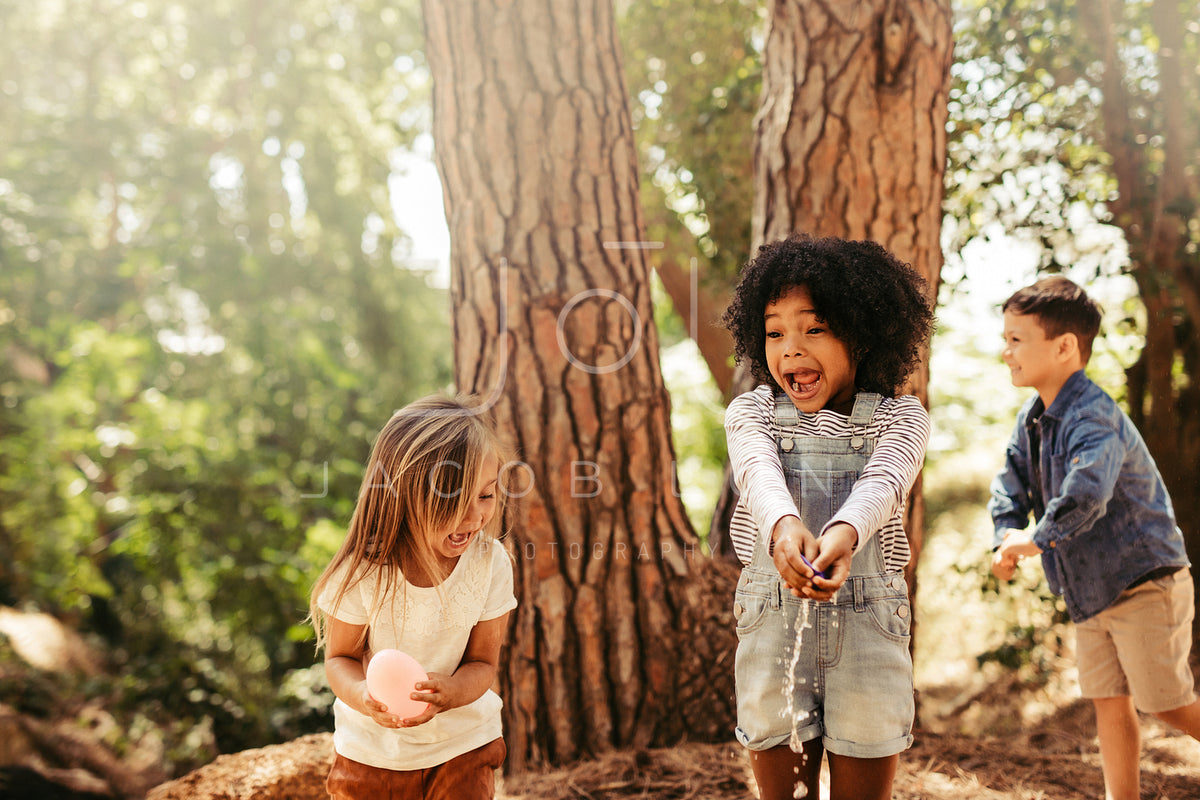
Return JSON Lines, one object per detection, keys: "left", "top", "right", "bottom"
{"left": 949, "top": 0, "right": 1200, "bottom": 577}
{"left": 710, "top": 0, "right": 954, "bottom": 593}
{"left": 421, "top": 0, "right": 738, "bottom": 770}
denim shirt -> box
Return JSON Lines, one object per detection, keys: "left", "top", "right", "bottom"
{"left": 989, "top": 370, "right": 1189, "bottom": 622}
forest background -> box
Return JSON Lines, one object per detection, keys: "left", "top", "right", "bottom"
{"left": 0, "top": 0, "right": 1197, "bottom": 794}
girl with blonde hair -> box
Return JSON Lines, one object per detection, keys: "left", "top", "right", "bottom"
{"left": 310, "top": 394, "right": 517, "bottom": 800}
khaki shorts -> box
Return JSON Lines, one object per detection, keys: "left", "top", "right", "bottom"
{"left": 1076, "top": 568, "right": 1196, "bottom": 714}
{"left": 326, "top": 738, "right": 506, "bottom": 800}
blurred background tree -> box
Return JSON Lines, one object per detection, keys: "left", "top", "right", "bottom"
{"left": 0, "top": 0, "right": 450, "bottom": 768}
{"left": 945, "top": 0, "right": 1200, "bottom": 569}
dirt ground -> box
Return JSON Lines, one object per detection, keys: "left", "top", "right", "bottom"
{"left": 141, "top": 593, "right": 1200, "bottom": 800}
{"left": 11, "top": 582, "right": 1200, "bottom": 800}
{"left": 496, "top": 718, "right": 1200, "bottom": 800}
{"left": 497, "top": 690, "right": 1200, "bottom": 800}
{"left": 140, "top": 700, "right": 1200, "bottom": 800}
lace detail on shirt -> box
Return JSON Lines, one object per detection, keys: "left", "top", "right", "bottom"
{"left": 369, "top": 538, "right": 496, "bottom": 641}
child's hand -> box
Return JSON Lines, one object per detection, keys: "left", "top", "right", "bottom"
{"left": 772, "top": 518, "right": 857, "bottom": 600}
{"left": 998, "top": 528, "right": 1041, "bottom": 560}
{"left": 357, "top": 683, "right": 406, "bottom": 729}
{"left": 398, "top": 672, "right": 454, "bottom": 727}
{"left": 990, "top": 549, "right": 1019, "bottom": 581}
{"left": 771, "top": 516, "right": 820, "bottom": 595}
{"left": 799, "top": 523, "right": 857, "bottom": 601}
{"left": 992, "top": 528, "right": 1040, "bottom": 581}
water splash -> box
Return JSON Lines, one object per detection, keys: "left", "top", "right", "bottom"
{"left": 782, "top": 598, "right": 814, "bottom": 752}
{"left": 793, "top": 771, "right": 809, "bottom": 799}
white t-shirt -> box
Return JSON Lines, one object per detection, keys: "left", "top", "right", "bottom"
{"left": 317, "top": 535, "right": 518, "bottom": 770}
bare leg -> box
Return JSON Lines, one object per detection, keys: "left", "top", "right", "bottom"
{"left": 1093, "top": 696, "right": 1140, "bottom": 800}
{"left": 748, "top": 741, "right": 823, "bottom": 800}
{"left": 827, "top": 752, "right": 897, "bottom": 800}
{"left": 1154, "top": 696, "right": 1200, "bottom": 738}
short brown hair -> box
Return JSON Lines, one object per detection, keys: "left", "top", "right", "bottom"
{"left": 1003, "top": 276, "right": 1102, "bottom": 363}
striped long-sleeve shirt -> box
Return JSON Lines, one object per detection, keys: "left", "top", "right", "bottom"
{"left": 725, "top": 385, "right": 930, "bottom": 570}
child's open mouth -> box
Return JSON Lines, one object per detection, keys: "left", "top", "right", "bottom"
{"left": 448, "top": 531, "right": 473, "bottom": 549}
{"left": 786, "top": 369, "right": 821, "bottom": 399}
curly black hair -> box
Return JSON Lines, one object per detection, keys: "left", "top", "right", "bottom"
{"left": 723, "top": 234, "right": 935, "bottom": 397}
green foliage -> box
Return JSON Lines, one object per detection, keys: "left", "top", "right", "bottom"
{"left": 0, "top": 0, "right": 447, "bottom": 764}
{"left": 658, "top": 339, "right": 728, "bottom": 541}
{"left": 918, "top": 443, "right": 1075, "bottom": 699}
{"left": 974, "top": 572, "right": 1070, "bottom": 678}
{"left": 619, "top": 0, "right": 764, "bottom": 288}
{"left": 944, "top": 0, "right": 1199, "bottom": 282}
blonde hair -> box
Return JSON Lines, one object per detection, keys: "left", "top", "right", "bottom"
{"left": 309, "top": 394, "right": 507, "bottom": 651}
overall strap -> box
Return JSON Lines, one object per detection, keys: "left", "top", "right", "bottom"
{"left": 773, "top": 392, "right": 880, "bottom": 431}
{"left": 773, "top": 392, "right": 799, "bottom": 429}
{"left": 846, "top": 392, "right": 880, "bottom": 453}
{"left": 848, "top": 392, "right": 882, "bottom": 426}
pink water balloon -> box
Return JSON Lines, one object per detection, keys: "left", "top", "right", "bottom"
{"left": 365, "top": 649, "right": 430, "bottom": 718}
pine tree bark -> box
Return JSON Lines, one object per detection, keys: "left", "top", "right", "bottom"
{"left": 421, "top": 0, "right": 738, "bottom": 770}
{"left": 714, "top": 0, "right": 954, "bottom": 606}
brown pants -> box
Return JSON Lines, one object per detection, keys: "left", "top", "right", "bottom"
{"left": 326, "top": 738, "right": 506, "bottom": 800}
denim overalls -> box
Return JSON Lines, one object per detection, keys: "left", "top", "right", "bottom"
{"left": 733, "top": 392, "right": 915, "bottom": 758}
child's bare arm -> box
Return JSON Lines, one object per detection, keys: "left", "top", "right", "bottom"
{"left": 402, "top": 612, "right": 512, "bottom": 726}
{"left": 324, "top": 617, "right": 402, "bottom": 727}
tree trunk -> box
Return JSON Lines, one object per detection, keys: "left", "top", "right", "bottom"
{"left": 421, "top": 0, "right": 738, "bottom": 770}
{"left": 712, "top": 0, "right": 953, "bottom": 620}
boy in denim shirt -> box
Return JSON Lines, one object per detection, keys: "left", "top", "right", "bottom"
{"left": 989, "top": 276, "right": 1198, "bottom": 800}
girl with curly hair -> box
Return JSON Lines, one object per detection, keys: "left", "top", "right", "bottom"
{"left": 722, "top": 235, "right": 934, "bottom": 800}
